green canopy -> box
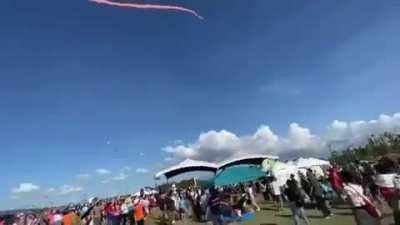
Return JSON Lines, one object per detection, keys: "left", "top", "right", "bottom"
{"left": 213, "top": 166, "right": 265, "bottom": 186}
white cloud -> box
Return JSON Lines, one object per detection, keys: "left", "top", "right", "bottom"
{"left": 101, "top": 180, "right": 110, "bottom": 184}
{"left": 9, "top": 195, "right": 20, "bottom": 200}
{"left": 136, "top": 168, "right": 148, "bottom": 173}
{"left": 123, "top": 166, "right": 131, "bottom": 171}
{"left": 112, "top": 173, "right": 128, "bottom": 181}
{"left": 11, "top": 183, "right": 40, "bottom": 193}
{"left": 139, "top": 152, "right": 145, "bottom": 156}
{"left": 326, "top": 113, "right": 400, "bottom": 148}
{"left": 96, "top": 169, "right": 111, "bottom": 175}
{"left": 76, "top": 173, "right": 90, "bottom": 179}
{"left": 163, "top": 113, "right": 400, "bottom": 162}
{"left": 47, "top": 188, "right": 56, "bottom": 193}
{"left": 59, "top": 185, "right": 83, "bottom": 195}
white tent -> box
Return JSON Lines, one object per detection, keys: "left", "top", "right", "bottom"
{"left": 218, "top": 154, "right": 279, "bottom": 170}
{"left": 262, "top": 159, "right": 298, "bottom": 186}
{"left": 132, "top": 190, "right": 158, "bottom": 197}
{"left": 287, "top": 157, "right": 330, "bottom": 168}
{"left": 287, "top": 157, "right": 330, "bottom": 179}
{"left": 155, "top": 159, "right": 218, "bottom": 179}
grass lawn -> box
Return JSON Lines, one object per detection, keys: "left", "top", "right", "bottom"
{"left": 148, "top": 202, "right": 360, "bottom": 225}
{"left": 243, "top": 203, "right": 355, "bottom": 225}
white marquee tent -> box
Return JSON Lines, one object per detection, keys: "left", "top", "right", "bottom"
{"left": 287, "top": 157, "right": 330, "bottom": 168}
{"left": 154, "top": 159, "right": 218, "bottom": 179}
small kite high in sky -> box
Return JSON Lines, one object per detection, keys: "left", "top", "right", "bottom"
{"left": 89, "top": 0, "right": 203, "bottom": 20}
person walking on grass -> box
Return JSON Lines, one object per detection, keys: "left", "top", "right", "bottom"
{"left": 285, "top": 174, "right": 310, "bottom": 225}
{"left": 307, "top": 169, "right": 333, "bottom": 219}
{"left": 341, "top": 170, "right": 381, "bottom": 225}
{"left": 270, "top": 177, "right": 283, "bottom": 211}
{"left": 133, "top": 198, "right": 146, "bottom": 225}
{"left": 246, "top": 183, "right": 260, "bottom": 212}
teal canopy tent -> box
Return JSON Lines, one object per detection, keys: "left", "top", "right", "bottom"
{"left": 213, "top": 166, "right": 265, "bottom": 186}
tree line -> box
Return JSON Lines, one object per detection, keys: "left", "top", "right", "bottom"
{"left": 329, "top": 132, "right": 400, "bottom": 165}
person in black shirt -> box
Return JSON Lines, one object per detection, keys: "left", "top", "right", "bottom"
{"left": 206, "top": 186, "right": 223, "bottom": 225}
{"left": 307, "top": 169, "right": 332, "bottom": 219}
{"left": 285, "top": 174, "right": 310, "bottom": 225}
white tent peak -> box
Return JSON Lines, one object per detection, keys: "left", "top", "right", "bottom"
{"left": 155, "top": 159, "right": 218, "bottom": 179}
{"left": 218, "top": 154, "right": 279, "bottom": 169}
{"left": 287, "top": 157, "right": 330, "bottom": 168}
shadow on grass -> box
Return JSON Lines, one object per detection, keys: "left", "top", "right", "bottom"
{"left": 276, "top": 214, "right": 325, "bottom": 219}
{"left": 334, "top": 212, "right": 354, "bottom": 216}
{"left": 261, "top": 207, "right": 278, "bottom": 211}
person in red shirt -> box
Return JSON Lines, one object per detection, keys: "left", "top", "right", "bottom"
{"left": 328, "top": 164, "right": 344, "bottom": 196}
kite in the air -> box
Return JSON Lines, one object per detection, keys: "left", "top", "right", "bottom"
{"left": 89, "top": 0, "right": 203, "bottom": 19}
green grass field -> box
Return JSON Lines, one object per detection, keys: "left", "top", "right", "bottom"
{"left": 147, "top": 202, "right": 359, "bottom": 225}
{"left": 243, "top": 203, "right": 355, "bottom": 225}
{"left": 147, "top": 200, "right": 396, "bottom": 225}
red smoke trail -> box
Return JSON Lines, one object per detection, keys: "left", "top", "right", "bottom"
{"left": 89, "top": 0, "right": 203, "bottom": 20}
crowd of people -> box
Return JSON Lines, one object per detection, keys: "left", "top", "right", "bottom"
{"left": 1, "top": 156, "right": 400, "bottom": 225}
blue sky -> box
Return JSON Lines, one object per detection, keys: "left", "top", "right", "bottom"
{"left": 1, "top": 0, "right": 400, "bottom": 209}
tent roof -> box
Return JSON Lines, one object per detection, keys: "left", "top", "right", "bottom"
{"left": 155, "top": 159, "right": 218, "bottom": 179}
{"left": 287, "top": 157, "right": 330, "bottom": 168}
{"left": 213, "top": 166, "right": 265, "bottom": 186}
{"left": 218, "top": 154, "right": 279, "bottom": 170}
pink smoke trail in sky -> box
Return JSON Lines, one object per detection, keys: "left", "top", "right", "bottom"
{"left": 89, "top": 0, "right": 203, "bottom": 20}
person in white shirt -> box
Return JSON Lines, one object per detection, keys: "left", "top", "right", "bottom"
{"left": 120, "top": 200, "right": 129, "bottom": 225}
{"left": 246, "top": 183, "right": 260, "bottom": 212}
{"left": 342, "top": 170, "right": 381, "bottom": 225}
{"left": 270, "top": 177, "right": 283, "bottom": 211}
{"left": 375, "top": 156, "right": 400, "bottom": 224}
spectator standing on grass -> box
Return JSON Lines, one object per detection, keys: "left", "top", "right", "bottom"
{"left": 206, "top": 186, "right": 222, "bottom": 225}
{"left": 62, "top": 210, "right": 74, "bottom": 225}
{"left": 307, "top": 169, "right": 333, "bottom": 219}
{"left": 53, "top": 211, "right": 63, "bottom": 225}
{"left": 157, "top": 193, "right": 167, "bottom": 225}
{"left": 361, "top": 163, "right": 380, "bottom": 201}
{"left": 341, "top": 170, "right": 381, "bottom": 225}
{"left": 121, "top": 198, "right": 132, "bottom": 225}
{"left": 375, "top": 156, "right": 400, "bottom": 225}
{"left": 285, "top": 174, "right": 310, "bottom": 225}
{"left": 165, "top": 191, "right": 177, "bottom": 225}
{"left": 200, "top": 190, "right": 208, "bottom": 220}
{"left": 328, "top": 164, "right": 344, "bottom": 196}
{"left": 246, "top": 183, "right": 260, "bottom": 212}
{"left": 141, "top": 196, "right": 150, "bottom": 215}
{"left": 91, "top": 202, "right": 103, "bottom": 225}
{"left": 259, "top": 180, "right": 268, "bottom": 201}
{"left": 270, "top": 177, "right": 283, "bottom": 211}
{"left": 38, "top": 211, "right": 49, "bottom": 225}
{"left": 133, "top": 198, "right": 145, "bottom": 225}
